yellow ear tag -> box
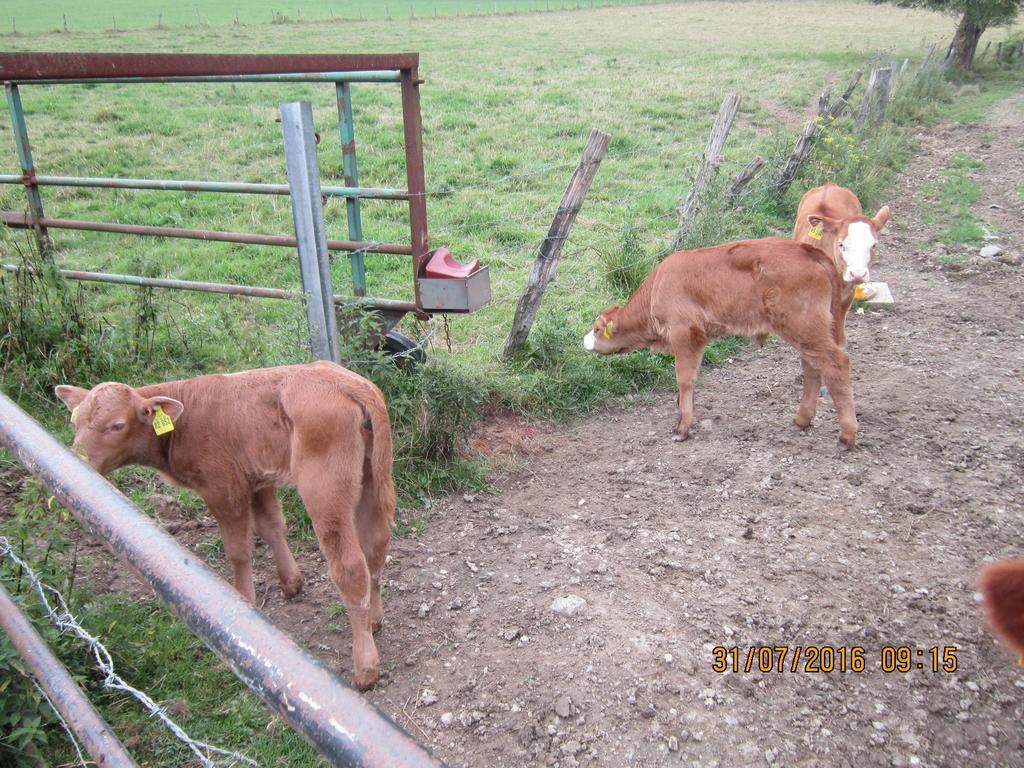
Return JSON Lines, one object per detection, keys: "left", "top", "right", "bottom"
{"left": 808, "top": 223, "right": 824, "bottom": 241}
{"left": 70, "top": 405, "right": 79, "bottom": 423}
{"left": 603, "top": 321, "right": 615, "bottom": 340}
{"left": 152, "top": 405, "right": 175, "bottom": 436}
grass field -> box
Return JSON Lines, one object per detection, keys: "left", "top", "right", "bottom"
{"left": 4, "top": 0, "right": 660, "bottom": 33}
{"left": 1, "top": 1, "right": 1004, "bottom": 396}
{"left": 1, "top": 2, "right": 1023, "bottom": 763}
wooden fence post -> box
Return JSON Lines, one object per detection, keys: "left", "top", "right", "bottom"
{"left": 727, "top": 156, "right": 765, "bottom": 201}
{"left": 673, "top": 92, "right": 740, "bottom": 250}
{"left": 503, "top": 129, "right": 611, "bottom": 357}
{"left": 917, "top": 43, "right": 936, "bottom": 77}
{"left": 873, "top": 67, "right": 893, "bottom": 125}
{"left": 855, "top": 68, "right": 879, "bottom": 131}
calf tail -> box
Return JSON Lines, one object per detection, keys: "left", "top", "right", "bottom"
{"left": 365, "top": 388, "right": 397, "bottom": 528}
{"left": 803, "top": 244, "right": 845, "bottom": 345}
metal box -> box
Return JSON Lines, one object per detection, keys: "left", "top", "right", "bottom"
{"left": 418, "top": 266, "right": 491, "bottom": 313}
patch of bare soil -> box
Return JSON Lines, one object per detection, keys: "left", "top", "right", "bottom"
{"left": 6, "top": 99, "right": 1023, "bottom": 768}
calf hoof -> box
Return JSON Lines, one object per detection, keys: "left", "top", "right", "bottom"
{"left": 839, "top": 434, "right": 857, "bottom": 450}
{"left": 281, "top": 576, "right": 303, "bottom": 599}
{"left": 672, "top": 429, "right": 689, "bottom": 442}
{"left": 793, "top": 415, "right": 813, "bottom": 430}
{"left": 354, "top": 667, "right": 382, "bottom": 692}
{"left": 352, "top": 663, "right": 380, "bottom": 690}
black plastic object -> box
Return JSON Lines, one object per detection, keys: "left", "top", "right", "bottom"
{"left": 383, "top": 329, "right": 426, "bottom": 368}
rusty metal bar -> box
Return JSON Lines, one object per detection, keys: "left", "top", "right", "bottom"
{"left": 399, "top": 68, "right": 429, "bottom": 309}
{"left": 0, "top": 393, "right": 443, "bottom": 768}
{"left": 0, "top": 263, "right": 419, "bottom": 313}
{"left": 0, "top": 174, "right": 410, "bottom": 200}
{"left": 9, "top": 71, "right": 402, "bottom": 85}
{"left": 0, "top": 212, "right": 414, "bottom": 255}
{"left": 0, "top": 52, "right": 419, "bottom": 81}
{"left": 0, "top": 581, "right": 140, "bottom": 768}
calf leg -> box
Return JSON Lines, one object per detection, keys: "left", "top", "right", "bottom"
{"left": 355, "top": 472, "right": 390, "bottom": 634}
{"left": 252, "top": 487, "right": 303, "bottom": 598}
{"left": 203, "top": 492, "right": 257, "bottom": 603}
{"left": 795, "top": 341, "right": 857, "bottom": 448}
{"left": 794, "top": 357, "right": 822, "bottom": 429}
{"left": 296, "top": 456, "right": 379, "bottom": 689}
{"left": 670, "top": 331, "right": 707, "bottom": 441}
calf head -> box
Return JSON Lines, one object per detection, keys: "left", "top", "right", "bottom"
{"left": 583, "top": 306, "right": 639, "bottom": 354}
{"left": 807, "top": 206, "right": 890, "bottom": 284}
{"left": 54, "top": 382, "right": 184, "bottom": 474}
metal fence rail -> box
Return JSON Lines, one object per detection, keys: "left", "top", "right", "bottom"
{"left": 0, "top": 391, "right": 443, "bottom": 768}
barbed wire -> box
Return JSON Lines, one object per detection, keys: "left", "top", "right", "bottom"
{"left": 0, "top": 536, "right": 258, "bottom": 768}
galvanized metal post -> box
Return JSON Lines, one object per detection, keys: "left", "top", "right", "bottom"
{"left": 4, "top": 83, "right": 50, "bottom": 255}
{"left": 336, "top": 82, "right": 367, "bottom": 297}
{"left": 280, "top": 100, "right": 341, "bottom": 363}
{"left": 399, "top": 68, "right": 429, "bottom": 310}
{"left": 0, "top": 581, "right": 141, "bottom": 768}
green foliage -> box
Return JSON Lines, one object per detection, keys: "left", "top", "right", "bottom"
{"left": 0, "top": 487, "right": 86, "bottom": 766}
{"left": 0, "top": 239, "right": 113, "bottom": 400}
{"left": 889, "top": 68, "right": 955, "bottom": 124}
{"left": 600, "top": 231, "right": 656, "bottom": 297}
{"left": 874, "top": 0, "right": 1020, "bottom": 28}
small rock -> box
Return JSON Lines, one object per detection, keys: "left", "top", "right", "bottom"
{"left": 979, "top": 244, "right": 1003, "bottom": 259}
{"left": 440, "top": 712, "right": 454, "bottom": 726}
{"left": 550, "top": 595, "right": 587, "bottom": 616}
{"left": 419, "top": 689, "right": 438, "bottom": 707}
{"left": 418, "top": 603, "right": 430, "bottom": 618}
{"left": 554, "top": 695, "right": 573, "bottom": 718}
{"left": 502, "top": 626, "right": 521, "bottom": 642}
{"left": 561, "top": 739, "right": 582, "bottom": 755}
{"left": 997, "top": 251, "right": 1022, "bottom": 266}
{"left": 667, "top": 736, "right": 679, "bottom": 752}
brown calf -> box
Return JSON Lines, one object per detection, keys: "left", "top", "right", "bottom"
{"left": 55, "top": 361, "right": 395, "bottom": 689}
{"left": 584, "top": 237, "right": 857, "bottom": 447}
{"left": 980, "top": 560, "right": 1024, "bottom": 665}
{"left": 793, "top": 182, "right": 890, "bottom": 345}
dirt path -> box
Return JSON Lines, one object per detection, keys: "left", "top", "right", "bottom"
{"left": 5, "top": 99, "right": 1022, "bottom": 767}
{"left": 322, "top": 99, "right": 1022, "bottom": 768}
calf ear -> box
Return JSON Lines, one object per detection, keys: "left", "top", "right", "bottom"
{"left": 54, "top": 385, "right": 89, "bottom": 411}
{"left": 807, "top": 214, "right": 838, "bottom": 232}
{"left": 872, "top": 206, "right": 890, "bottom": 232}
{"left": 137, "top": 396, "right": 185, "bottom": 425}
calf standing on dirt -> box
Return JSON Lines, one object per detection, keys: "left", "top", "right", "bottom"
{"left": 55, "top": 361, "right": 395, "bottom": 689}
{"left": 793, "top": 181, "right": 890, "bottom": 346}
{"left": 584, "top": 237, "right": 858, "bottom": 447}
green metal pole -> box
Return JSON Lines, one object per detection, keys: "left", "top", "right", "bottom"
{"left": 336, "top": 82, "right": 367, "bottom": 297}
{"left": 5, "top": 84, "right": 50, "bottom": 256}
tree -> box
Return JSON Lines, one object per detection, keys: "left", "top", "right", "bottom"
{"left": 878, "top": 0, "right": 1021, "bottom": 68}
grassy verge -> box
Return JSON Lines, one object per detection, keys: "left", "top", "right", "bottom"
{"left": 921, "top": 152, "right": 987, "bottom": 253}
